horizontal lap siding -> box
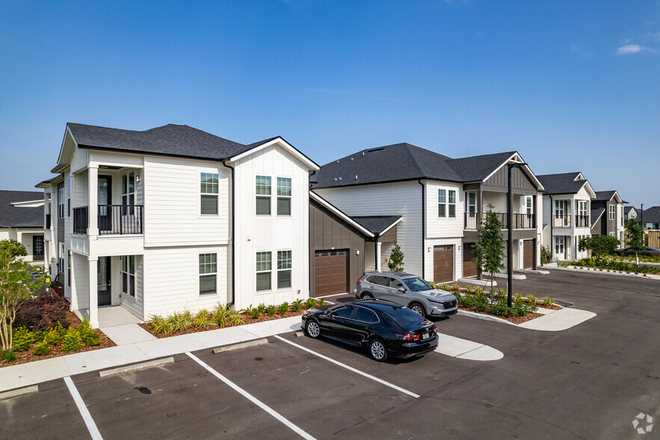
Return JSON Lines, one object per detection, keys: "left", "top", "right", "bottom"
{"left": 143, "top": 246, "right": 228, "bottom": 316}
{"left": 144, "top": 156, "right": 229, "bottom": 247}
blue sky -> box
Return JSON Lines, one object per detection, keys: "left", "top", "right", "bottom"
{"left": 1, "top": 0, "right": 658, "bottom": 207}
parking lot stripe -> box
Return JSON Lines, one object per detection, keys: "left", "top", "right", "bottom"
{"left": 273, "top": 335, "right": 421, "bottom": 399}
{"left": 63, "top": 376, "right": 103, "bottom": 440}
{"left": 185, "top": 352, "right": 316, "bottom": 440}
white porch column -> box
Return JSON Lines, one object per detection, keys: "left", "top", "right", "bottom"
{"left": 376, "top": 241, "right": 382, "bottom": 272}
{"left": 89, "top": 256, "right": 99, "bottom": 329}
{"left": 88, "top": 165, "right": 99, "bottom": 237}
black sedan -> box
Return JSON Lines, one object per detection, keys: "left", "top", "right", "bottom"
{"left": 301, "top": 300, "right": 438, "bottom": 362}
{"left": 613, "top": 246, "right": 660, "bottom": 256}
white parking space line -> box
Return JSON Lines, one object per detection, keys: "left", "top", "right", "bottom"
{"left": 273, "top": 335, "right": 420, "bottom": 399}
{"left": 185, "top": 352, "right": 316, "bottom": 440}
{"left": 63, "top": 376, "right": 103, "bottom": 440}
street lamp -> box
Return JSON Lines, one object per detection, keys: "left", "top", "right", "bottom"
{"left": 507, "top": 161, "right": 528, "bottom": 308}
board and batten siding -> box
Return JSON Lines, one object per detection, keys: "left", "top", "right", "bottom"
{"left": 142, "top": 246, "right": 228, "bottom": 316}
{"left": 315, "top": 181, "right": 424, "bottom": 277}
{"left": 233, "top": 145, "right": 311, "bottom": 310}
{"left": 143, "top": 156, "right": 230, "bottom": 247}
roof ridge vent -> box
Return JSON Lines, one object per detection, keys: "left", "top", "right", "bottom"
{"left": 367, "top": 148, "right": 384, "bottom": 153}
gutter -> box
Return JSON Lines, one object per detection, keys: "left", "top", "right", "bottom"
{"left": 222, "top": 160, "right": 235, "bottom": 306}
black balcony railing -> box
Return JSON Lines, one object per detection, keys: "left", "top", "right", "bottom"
{"left": 72, "top": 205, "right": 143, "bottom": 235}
{"left": 464, "top": 212, "right": 536, "bottom": 230}
{"left": 575, "top": 214, "right": 590, "bottom": 227}
{"left": 73, "top": 207, "right": 88, "bottom": 234}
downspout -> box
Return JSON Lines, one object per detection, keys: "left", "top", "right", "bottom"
{"left": 375, "top": 234, "right": 380, "bottom": 271}
{"left": 222, "top": 160, "right": 235, "bottom": 306}
{"left": 549, "top": 194, "right": 553, "bottom": 262}
{"left": 418, "top": 180, "right": 425, "bottom": 278}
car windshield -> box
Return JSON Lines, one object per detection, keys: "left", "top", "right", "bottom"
{"left": 402, "top": 277, "right": 433, "bottom": 291}
{"left": 384, "top": 309, "right": 424, "bottom": 328}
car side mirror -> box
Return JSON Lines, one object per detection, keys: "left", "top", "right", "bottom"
{"left": 398, "top": 287, "right": 406, "bottom": 293}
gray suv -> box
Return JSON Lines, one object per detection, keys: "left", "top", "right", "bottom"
{"left": 355, "top": 272, "right": 458, "bottom": 319}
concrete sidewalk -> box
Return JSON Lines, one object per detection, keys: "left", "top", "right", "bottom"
{"left": 459, "top": 306, "right": 597, "bottom": 331}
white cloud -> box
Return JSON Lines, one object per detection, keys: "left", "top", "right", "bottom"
{"left": 617, "top": 44, "right": 642, "bottom": 54}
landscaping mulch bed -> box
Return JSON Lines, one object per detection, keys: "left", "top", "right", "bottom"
{"left": 0, "top": 311, "right": 116, "bottom": 368}
{"left": 139, "top": 309, "right": 308, "bottom": 339}
{"left": 458, "top": 306, "right": 544, "bottom": 324}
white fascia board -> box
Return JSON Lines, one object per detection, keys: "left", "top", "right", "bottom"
{"left": 309, "top": 191, "right": 374, "bottom": 238}
{"left": 582, "top": 181, "right": 597, "bottom": 199}
{"left": 56, "top": 125, "right": 77, "bottom": 166}
{"left": 231, "top": 138, "right": 319, "bottom": 171}
{"left": 482, "top": 152, "right": 545, "bottom": 191}
{"left": 378, "top": 216, "right": 403, "bottom": 237}
{"left": 11, "top": 200, "right": 45, "bottom": 207}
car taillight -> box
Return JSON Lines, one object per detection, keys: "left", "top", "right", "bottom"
{"left": 356, "top": 278, "right": 361, "bottom": 285}
{"left": 432, "top": 326, "right": 437, "bottom": 333}
{"left": 395, "top": 332, "right": 420, "bottom": 341}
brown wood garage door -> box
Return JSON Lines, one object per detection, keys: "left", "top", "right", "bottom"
{"left": 314, "top": 250, "right": 348, "bottom": 296}
{"left": 463, "top": 243, "right": 478, "bottom": 278}
{"left": 523, "top": 240, "right": 534, "bottom": 269}
{"left": 434, "top": 245, "right": 454, "bottom": 283}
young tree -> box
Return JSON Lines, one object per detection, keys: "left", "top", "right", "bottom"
{"left": 578, "top": 235, "right": 619, "bottom": 263}
{"left": 388, "top": 240, "right": 405, "bottom": 272}
{"left": 0, "top": 240, "right": 45, "bottom": 351}
{"left": 473, "top": 204, "right": 505, "bottom": 303}
{"left": 624, "top": 218, "right": 645, "bottom": 268}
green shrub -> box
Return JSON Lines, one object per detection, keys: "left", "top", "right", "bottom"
{"left": 194, "top": 310, "right": 212, "bottom": 329}
{"left": 474, "top": 295, "right": 489, "bottom": 313}
{"left": 33, "top": 341, "right": 51, "bottom": 355}
{"left": 451, "top": 283, "right": 461, "bottom": 292}
{"left": 33, "top": 330, "right": 46, "bottom": 343}
{"left": 250, "top": 307, "right": 261, "bottom": 320}
{"left": 526, "top": 295, "right": 538, "bottom": 312}
{"left": 278, "top": 302, "right": 289, "bottom": 314}
{"left": 167, "top": 311, "right": 192, "bottom": 332}
{"left": 1, "top": 350, "right": 18, "bottom": 363}
{"left": 305, "top": 298, "right": 317, "bottom": 309}
{"left": 491, "top": 298, "right": 513, "bottom": 317}
{"left": 149, "top": 315, "right": 171, "bottom": 334}
{"left": 475, "top": 287, "right": 484, "bottom": 296}
{"left": 228, "top": 308, "right": 244, "bottom": 326}
{"left": 465, "top": 285, "right": 474, "bottom": 294}
{"left": 257, "top": 303, "right": 266, "bottom": 314}
{"left": 291, "top": 299, "right": 303, "bottom": 312}
{"left": 427, "top": 281, "right": 437, "bottom": 288}
{"left": 542, "top": 297, "right": 554, "bottom": 307}
{"left": 440, "top": 283, "right": 451, "bottom": 291}
{"left": 460, "top": 294, "right": 476, "bottom": 308}
{"left": 62, "top": 328, "right": 83, "bottom": 352}
{"left": 213, "top": 306, "right": 230, "bottom": 328}
{"left": 43, "top": 325, "right": 65, "bottom": 347}
{"left": 266, "top": 305, "right": 277, "bottom": 316}
{"left": 77, "top": 319, "right": 100, "bottom": 346}
{"left": 454, "top": 291, "right": 463, "bottom": 303}
{"left": 12, "top": 327, "right": 35, "bottom": 352}
{"left": 317, "top": 298, "right": 326, "bottom": 306}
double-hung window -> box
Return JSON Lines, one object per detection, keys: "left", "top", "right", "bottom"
{"left": 122, "top": 255, "right": 136, "bottom": 297}
{"left": 448, "top": 190, "right": 456, "bottom": 218}
{"left": 199, "top": 253, "right": 217, "bottom": 295}
{"left": 438, "top": 189, "right": 446, "bottom": 217}
{"left": 256, "top": 252, "right": 271, "bottom": 291}
{"left": 256, "top": 176, "right": 271, "bottom": 215}
{"left": 58, "top": 188, "right": 65, "bottom": 218}
{"left": 122, "top": 172, "right": 136, "bottom": 215}
{"left": 201, "top": 173, "right": 219, "bottom": 215}
{"left": 609, "top": 205, "right": 615, "bottom": 221}
{"left": 277, "top": 250, "right": 292, "bottom": 289}
{"left": 277, "top": 177, "right": 291, "bottom": 215}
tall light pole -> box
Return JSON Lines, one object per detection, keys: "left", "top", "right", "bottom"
{"left": 507, "top": 162, "right": 527, "bottom": 308}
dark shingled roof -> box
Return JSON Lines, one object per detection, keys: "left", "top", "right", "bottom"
{"left": 311, "top": 143, "right": 520, "bottom": 188}
{"left": 642, "top": 206, "right": 660, "bottom": 223}
{"left": 68, "top": 123, "right": 247, "bottom": 161}
{"left": 536, "top": 172, "right": 586, "bottom": 195}
{"left": 351, "top": 216, "right": 401, "bottom": 235}
{"left": 594, "top": 191, "right": 616, "bottom": 201}
{"left": 591, "top": 207, "right": 605, "bottom": 228}
{"left": 0, "top": 190, "right": 44, "bottom": 228}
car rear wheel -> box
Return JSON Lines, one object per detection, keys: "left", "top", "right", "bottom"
{"left": 369, "top": 339, "right": 388, "bottom": 362}
{"left": 306, "top": 320, "right": 321, "bottom": 339}
{"left": 410, "top": 302, "right": 426, "bottom": 318}
{"left": 360, "top": 292, "right": 374, "bottom": 299}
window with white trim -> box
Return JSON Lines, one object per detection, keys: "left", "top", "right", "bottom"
{"left": 199, "top": 253, "right": 217, "bottom": 295}
{"left": 67, "top": 178, "right": 71, "bottom": 217}
{"left": 256, "top": 176, "right": 271, "bottom": 215}
{"left": 466, "top": 192, "right": 476, "bottom": 215}
{"left": 277, "top": 177, "right": 291, "bottom": 216}
{"left": 438, "top": 189, "right": 446, "bottom": 217}
{"left": 256, "top": 252, "right": 271, "bottom": 291}
{"left": 277, "top": 250, "right": 292, "bottom": 289}
{"left": 201, "top": 173, "right": 219, "bottom": 215}
{"left": 555, "top": 236, "right": 565, "bottom": 256}
{"left": 121, "top": 255, "right": 136, "bottom": 297}
{"left": 122, "top": 172, "right": 136, "bottom": 215}
{"left": 609, "top": 205, "right": 615, "bottom": 221}
{"left": 448, "top": 190, "right": 456, "bottom": 218}
{"left": 58, "top": 188, "right": 65, "bottom": 218}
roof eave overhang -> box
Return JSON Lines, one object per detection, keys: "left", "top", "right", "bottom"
{"left": 481, "top": 152, "right": 545, "bottom": 191}
{"left": 231, "top": 137, "right": 320, "bottom": 171}
{"left": 378, "top": 216, "right": 403, "bottom": 236}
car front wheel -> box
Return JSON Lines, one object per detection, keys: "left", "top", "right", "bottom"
{"left": 306, "top": 320, "right": 321, "bottom": 339}
{"left": 361, "top": 292, "right": 374, "bottom": 299}
{"left": 410, "top": 303, "right": 426, "bottom": 318}
{"left": 369, "top": 339, "right": 388, "bottom": 362}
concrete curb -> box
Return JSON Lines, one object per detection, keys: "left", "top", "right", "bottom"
{"left": 544, "top": 263, "right": 660, "bottom": 280}
{"left": 212, "top": 338, "right": 268, "bottom": 354}
{"left": 0, "top": 385, "right": 39, "bottom": 400}
{"left": 99, "top": 357, "right": 175, "bottom": 378}
{"left": 457, "top": 309, "right": 515, "bottom": 326}
{"left": 458, "top": 306, "right": 596, "bottom": 332}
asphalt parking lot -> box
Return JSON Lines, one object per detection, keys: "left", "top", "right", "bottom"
{"left": 1, "top": 270, "right": 659, "bottom": 439}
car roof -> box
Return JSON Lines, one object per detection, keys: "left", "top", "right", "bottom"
{"left": 364, "top": 271, "right": 419, "bottom": 278}
{"left": 351, "top": 299, "right": 405, "bottom": 312}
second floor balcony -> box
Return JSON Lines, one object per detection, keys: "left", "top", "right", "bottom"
{"left": 73, "top": 205, "right": 144, "bottom": 235}
{"left": 465, "top": 212, "right": 536, "bottom": 230}
{"left": 575, "top": 214, "right": 590, "bottom": 228}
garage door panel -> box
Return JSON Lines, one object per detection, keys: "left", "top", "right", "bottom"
{"left": 433, "top": 245, "right": 454, "bottom": 283}
{"left": 315, "top": 250, "right": 348, "bottom": 296}
{"left": 523, "top": 240, "right": 534, "bottom": 269}
{"left": 463, "top": 243, "right": 477, "bottom": 278}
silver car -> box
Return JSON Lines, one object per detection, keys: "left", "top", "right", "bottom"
{"left": 355, "top": 272, "right": 458, "bottom": 319}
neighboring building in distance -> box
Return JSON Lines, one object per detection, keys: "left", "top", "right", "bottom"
{"left": 641, "top": 206, "right": 660, "bottom": 230}
{"left": 37, "top": 123, "right": 318, "bottom": 328}
{"left": 537, "top": 172, "right": 596, "bottom": 262}
{"left": 590, "top": 190, "right": 625, "bottom": 247}
{"left": 310, "top": 144, "right": 545, "bottom": 284}
{"left": 624, "top": 206, "right": 638, "bottom": 220}
{"left": 0, "top": 190, "right": 45, "bottom": 263}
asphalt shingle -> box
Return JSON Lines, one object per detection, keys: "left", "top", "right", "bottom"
{"left": 0, "top": 190, "right": 44, "bottom": 228}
